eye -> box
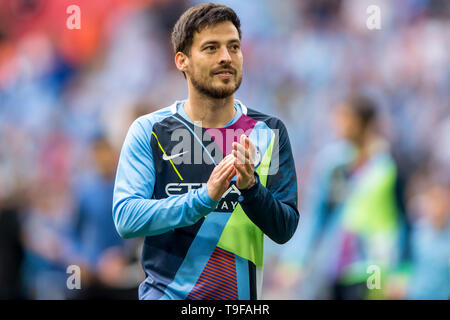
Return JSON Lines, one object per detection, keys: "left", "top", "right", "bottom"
{"left": 230, "top": 44, "right": 240, "bottom": 52}
{"left": 204, "top": 46, "right": 216, "bottom": 52}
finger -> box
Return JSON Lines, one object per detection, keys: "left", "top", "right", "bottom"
{"left": 236, "top": 145, "right": 253, "bottom": 171}
{"left": 241, "top": 136, "right": 256, "bottom": 171}
{"left": 233, "top": 151, "right": 254, "bottom": 179}
{"left": 214, "top": 154, "right": 235, "bottom": 175}
{"left": 234, "top": 143, "right": 249, "bottom": 165}
{"left": 219, "top": 154, "right": 234, "bottom": 166}
{"left": 235, "top": 148, "right": 247, "bottom": 166}
{"left": 218, "top": 161, "right": 236, "bottom": 182}
{"left": 232, "top": 149, "right": 247, "bottom": 169}
{"left": 239, "top": 134, "right": 249, "bottom": 164}
{"left": 243, "top": 139, "right": 255, "bottom": 171}
{"left": 240, "top": 134, "right": 247, "bottom": 148}
{"left": 218, "top": 154, "right": 235, "bottom": 173}
{"left": 232, "top": 141, "right": 238, "bottom": 152}
{"left": 234, "top": 160, "right": 249, "bottom": 177}
{"left": 234, "top": 142, "right": 247, "bottom": 155}
{"left": 233, "top": 140, "right": 247, "bottom": 150}
{"left": 225, "top": 154, "right": 236, "bottom": 168}
{"left": 225, "top": 167, "right": 237, "bottom": 184}
{"left": 212, "top": 155, "right": 226, "bottom": 172}
{"left": 245, "top": 136, "right": 257, "bottom": 164}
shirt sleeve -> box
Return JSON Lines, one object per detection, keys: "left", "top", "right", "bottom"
{"left": 238, "top": 119, "right": 300, "bottom": 244}
{"left": 112, "top": 117, "right": 218, "bottom": 239}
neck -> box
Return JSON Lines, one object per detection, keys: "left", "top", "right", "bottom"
{"left": 352, "top": 131, "right": 381, "bottom": 163}
{"left": 184, "top": 85, "right": 236, "bottom": 128}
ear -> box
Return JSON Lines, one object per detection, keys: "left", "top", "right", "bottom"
{"left": 174, "top": 52, "right": 188, "bottom": 73}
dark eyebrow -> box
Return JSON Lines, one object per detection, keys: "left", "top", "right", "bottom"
{"left": 200, "top": 39, "right": 240, "bottom": 48}
{"left": 200, "top": 41, "right": 220, "bottom": 48}
{"left": 228, "top": 39, "right": 240, "bottom": 44}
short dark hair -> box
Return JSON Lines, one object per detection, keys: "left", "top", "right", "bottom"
{"left": 345, "top": 95, "right": 378, "bottom": 129}
{"left": 171, "top": 3, "right": 241, "bottom": 56}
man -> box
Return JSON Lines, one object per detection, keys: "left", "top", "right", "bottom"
{"left": 70, "top": 136, "right": 140, "bottom": 299}
{"left": 113, "top": 3, "right": 299, "bottom": 300}
{"left": 286, "top": 95, "right": 400, "bottom": 299}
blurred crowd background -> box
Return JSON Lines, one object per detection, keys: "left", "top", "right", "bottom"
{"left": 0, "top": 0, "right": 449, "bottom": 300}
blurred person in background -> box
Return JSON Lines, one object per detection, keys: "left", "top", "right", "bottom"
{"left": 330, "top": 96, "right": 401, "bottom": 299}
{"left": 406, "top": 175, "right": 450, "bottom": 300}
{"left": 19, "top": 128, "right": 76, "bottom": 299}
{"left": 0, "top": 190, "right": 25, "bottom": 299}
{"left": 69, "top": 136, "right": 143, "bottom": 299}
{"left": 278, "top": 95, "right": 401, "bottom": 299}
{"left": 20, "top": 177, "right": 75, "bottom": 299}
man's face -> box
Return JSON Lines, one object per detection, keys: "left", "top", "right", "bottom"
{"left": 333, "top": 104, "right": 363, "bottom": 142}
{"left": 185, "top": 21, "right": 243, "bottom": 99}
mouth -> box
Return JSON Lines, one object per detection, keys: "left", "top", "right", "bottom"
{"left": 213, "top": 69, "right": 235, "bottom": 79}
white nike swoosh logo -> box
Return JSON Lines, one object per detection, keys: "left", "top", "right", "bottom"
{"left": 253, "top": 148, "right": 262, "bottom": 166}
{"left": 162, "top": 151, "right": 189, "bottom": 161}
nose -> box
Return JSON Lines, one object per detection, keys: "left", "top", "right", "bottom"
{"left": 218, "top": 46, "right": 232, "bottom": 65}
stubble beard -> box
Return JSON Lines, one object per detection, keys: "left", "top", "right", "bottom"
{"left": 188, "top": 68, "right": 242, "bottom": 99}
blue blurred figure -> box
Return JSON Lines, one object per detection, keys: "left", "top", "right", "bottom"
{"left": 278, "top": 95, "right": 401, "bottom": 299}
{"left": 408, "top": 179, "right": 450, "bottom": 300}
{"left": 70, "top": 136, "right": 142, "bottom": 299}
